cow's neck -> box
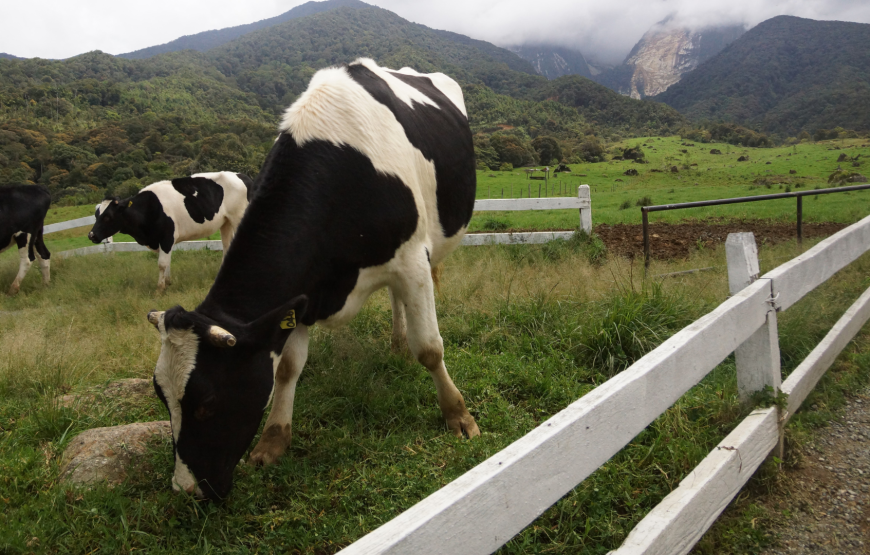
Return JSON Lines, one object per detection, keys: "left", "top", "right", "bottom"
{"left": 197, "top": 135, "right": 329, "bottom": 326}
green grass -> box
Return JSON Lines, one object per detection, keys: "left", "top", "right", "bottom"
{"left": 470, "top": 137, "right": 870, "bottom": 232}
{"left": 2, "top": 234, "right": 870, "bottom": 554}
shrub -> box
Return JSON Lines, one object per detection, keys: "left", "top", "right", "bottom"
{"left": 635, "top": 196, "right": 653, "bottom": 207}
{"left": 619, "top": 199, "right": 632, "bottom": 210}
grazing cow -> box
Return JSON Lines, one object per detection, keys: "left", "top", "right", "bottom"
{"left": 88, "top": 171, "right": 253, "bottom": 291}
{"left": 147, "top": 58, "right": 479, "bottom": 501}
{"left": 0, "top": 185, "right": 51, "bottom": 296}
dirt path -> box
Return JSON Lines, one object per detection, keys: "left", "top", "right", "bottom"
{"left": 760, "top": 388, "right": 870, "bottom": 554}
{"left": 594, "top": 220, "right": 848, "bottom": 260}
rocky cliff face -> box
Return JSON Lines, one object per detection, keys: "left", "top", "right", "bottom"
{"left": 510, "top": 45, "right": 593, "bottom": 79}
{"left": 594, "top": 23, "right": 745, "bottom": 98}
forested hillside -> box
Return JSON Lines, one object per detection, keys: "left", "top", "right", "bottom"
{"left": 0, "top": 5, "right": 684, "bottom": 204}
{"left": 118, "top": 0, "right": 371, "bottom": 59}
{"left": 657, "top": 16, "right": 870, "bottom": 136}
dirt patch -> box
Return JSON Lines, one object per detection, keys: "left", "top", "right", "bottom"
{"left": 594, "top": 220, "right": 848, "bottom": 260}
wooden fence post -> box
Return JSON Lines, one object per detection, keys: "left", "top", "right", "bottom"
{"left": 578, "top": 185, "right": 591, "bottom": 234}
{"left": 726, "top": 233, "right": 781, "bottom": 407}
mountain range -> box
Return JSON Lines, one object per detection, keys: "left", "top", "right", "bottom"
{"left": 0, "top": 3, "right": 685, "bottom": 200}
{"left": 656, "top": 15, "right": 870, "bottom": 136}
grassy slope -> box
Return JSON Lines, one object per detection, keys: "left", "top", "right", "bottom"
{"left": 1, "top": 234, "right": 869, "bottom": 553}
{"left": 469, "top": 137, "right": 870, "bottom": 232}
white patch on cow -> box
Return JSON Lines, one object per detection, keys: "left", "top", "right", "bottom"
{"left": 172, "top": 453, "right": 198, "bottom": 495}
{"left": 96, "top": 200, "right": 112, "bottom": 217}
{"left": 193, "top": 191, "right": 198, "bottom": 197}
{"left": 153, "top": 312, "right": 200, "bottom": 489}
{"left": 266, "top": 352, "right": 282, "bottom": 409}
{"left": 393, "top": 65, "right": 468, "bottom": 117}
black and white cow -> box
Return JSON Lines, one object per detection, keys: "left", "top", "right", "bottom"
{"left": 88, "top": 171, "right": 253, "bottom": 291}
{"left": 146, "top": 58, "right": 480, "bottom": 500}
{"left": 0, "top": 185, "right": 51, "bottom": 296}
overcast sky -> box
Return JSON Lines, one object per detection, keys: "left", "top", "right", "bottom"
{"left": 4, "top": 0, "right": 870, "bottom": 63}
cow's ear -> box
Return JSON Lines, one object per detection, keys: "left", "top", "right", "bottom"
{"left": 239, "top": 295, "right": 309, "bottom": 350}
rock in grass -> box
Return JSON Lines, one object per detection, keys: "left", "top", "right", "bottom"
{"left": 60, "top": 421, "right": 170, "bottom": 486}
{"left": 57, "top": 378, "right": 153, "bottom": 409}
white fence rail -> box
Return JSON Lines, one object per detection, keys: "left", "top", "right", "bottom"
{"left": 335, "top": 214, "right": 870, "bottom": 555}
{"left": 41, "top": 187, "right": 592, "bottom": 257}
{"left": 36, "top": 196, "right": 870, "bottom": 555}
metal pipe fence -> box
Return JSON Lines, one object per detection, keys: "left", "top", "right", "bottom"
{"left": 641, "top": 183, "right": 870, "bottom": 268}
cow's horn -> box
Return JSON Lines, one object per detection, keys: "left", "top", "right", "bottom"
{"left": 208, "top": 326, "right": 237, "bottom": 348}
{"left": 147, "top": 310, "right": 163, "bottom": 328}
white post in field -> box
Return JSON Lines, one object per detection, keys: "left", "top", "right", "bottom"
{"left": 725, "top": 233, "right": 781, "bottom": 406}
{"left": 578, "top": 184, "right": 591, "bottom": 233}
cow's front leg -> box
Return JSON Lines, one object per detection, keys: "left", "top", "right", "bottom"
{"left": 157, "top": 248, "right": 172, "bottom": 292}
{"left": 388, "top": 286, "right": 408, "bottom": 354}
{"left": 396, "top": 257, "right": 480, "bottom": 438}
{"left": 7, "top": 234, "right": 32, "bottom": 296}
{"left": 249, "top": 324, "right": 309, "bottom": 466}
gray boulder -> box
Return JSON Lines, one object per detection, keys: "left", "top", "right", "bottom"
{"left": 60, "top": 421, "right": 170, "bottom": 486}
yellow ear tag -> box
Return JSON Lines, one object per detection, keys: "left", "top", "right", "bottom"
{"left": 127, "top": 200, "right": 133, "bottom": 207}
{"left": 280, "top": 310, "right": 296, "bottom": 330}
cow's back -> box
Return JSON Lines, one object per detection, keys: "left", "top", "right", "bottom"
{"left": 279, "top": 59, "right": 475, "bottom": 266}
{"left": 0, "top": 185, "right": 51, "bottom": 241}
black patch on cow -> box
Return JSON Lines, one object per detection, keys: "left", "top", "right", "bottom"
{"left": 199, "top": 134, "right": 419, "bottom": 326}
{"left": 171, "top": 177, "right": 224, "bottom": 224}
{"left": 345, "top": 65, "right": 476, "bottom": 239}
{"left": 0, "top": 185, "right": 51, "bottom": 261}
{"left": 90, "top": 192, "right": 175, "bottom": 254}
{"left": 235, "top": 173, "right": 254, "bottom": 201}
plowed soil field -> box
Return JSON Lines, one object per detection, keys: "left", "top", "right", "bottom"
{"left": 594, "top": 219, "right": 849, "bottom": 260}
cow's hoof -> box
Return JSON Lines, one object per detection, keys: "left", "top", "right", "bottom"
{"left": 447, "top": 414, "right": 480, "bottom": 439}
{"left": 248, "top": 423, "right": 292, "bottom": 466}
{"left": 7, "top": 285, "right": 20, "bottom": 296}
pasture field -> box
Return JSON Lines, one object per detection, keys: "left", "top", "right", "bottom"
{"left": 11, "top": 137, "right": 867, "bottom": 261}
{"left": 1, "top": 235, "right": 869, "bottom": 554}
{"left": 470, "top": 137, "right": 870, "bottom": 232}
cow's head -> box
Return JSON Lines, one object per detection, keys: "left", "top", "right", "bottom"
{"left": 88, "top": 197, "right": 126, "bottom": 243}
{"left": 148, "top": 296, "right": 308, "bottom": 501}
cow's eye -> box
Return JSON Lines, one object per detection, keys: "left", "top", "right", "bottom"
{"left": 195, "top": 395, "right": 216, "bottom": 421}
{"left": 102, "top": 215, "right": 111, "bottom": 222}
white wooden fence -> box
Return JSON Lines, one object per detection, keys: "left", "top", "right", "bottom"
{"left": 40, "top": 186, "right": 592, "bottom": 258}
{"left": 331, "top": 214, "right": 870, "bottom": 555}
{"left": 36, "top": 193, "right": 870, "bottom": 554}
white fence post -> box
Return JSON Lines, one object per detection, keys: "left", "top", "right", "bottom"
{"left": 578, "top": 184, "right": 591, "bottom": 233}
{"left": 725, "top": 233, "right": 782, "bottom": 406}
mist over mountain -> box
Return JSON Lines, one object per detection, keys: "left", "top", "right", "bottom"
{"left": 117, "top": 0, "right": 372, "bottom": 59}
{"left": 0, "top": 53, "right": 25, "bottom": 61}
{"left": 657, "top": 15, "right": 870, "bottom": 135}
{"left": 591, "top": 22, "right": 745, "bottom": 98}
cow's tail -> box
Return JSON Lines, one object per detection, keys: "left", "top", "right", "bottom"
{"left": 431, "top": 265, "right": 443, "bottom": 293}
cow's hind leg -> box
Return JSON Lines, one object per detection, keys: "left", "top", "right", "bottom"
{"left": 157, "top": 248, "right": 172, "bottom": 292}
{"left": 388, "top": 286, "right": 408, "bottom": 354}
{"left": 34, "top": 229, "right": 50, "bottom": 285}
{"left": 395, "top": 255, "right": 479, "bottom": 438}
{"left": 249, "top": 325, "right": 309, "bottom": 466}
{"left": 8, "top": 234, "right": 32, "bottom": 296}
{"left": 219, "top": 221, "right": 235, "bottom": 261}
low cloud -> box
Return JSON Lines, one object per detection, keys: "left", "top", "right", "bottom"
{"left": 374, "top": 0, "right": 870, "bottom": 64}
{"left": 3, "top": 0, "right": 870, "bottom": 63}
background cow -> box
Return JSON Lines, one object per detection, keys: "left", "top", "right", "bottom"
{"left": 0, "top": 185, "right": 51, "bottom": 296}
{"left": 147, "top": 58, "right": 479, "bottom": 501}
{"left": 88, "top": 171, "right": 252, "bottom": 291}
